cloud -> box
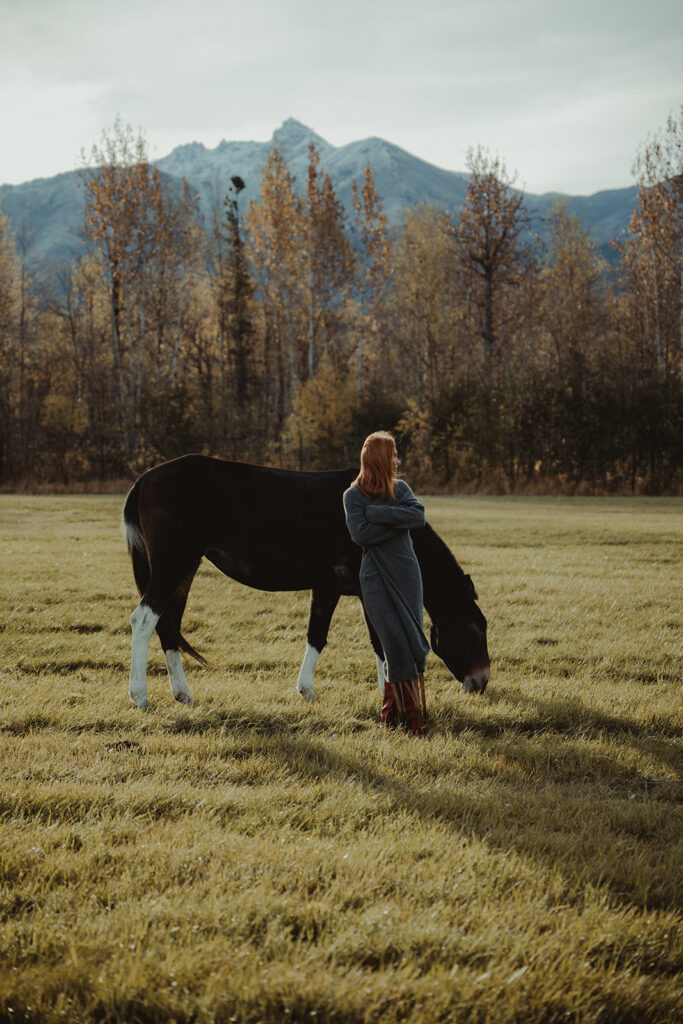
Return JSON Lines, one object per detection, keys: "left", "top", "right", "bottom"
{"left": 1, "top": 0, "right": 681, "bottom": 191}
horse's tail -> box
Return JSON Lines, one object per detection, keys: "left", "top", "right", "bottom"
{"left": 178, "top": 635, "right": 211, "bottom": 666}
{"left": 122, "top": 478, "right": 210, "bottom": 667}
{"left": 122, "top": 478, "right": 149, "bottom": 595}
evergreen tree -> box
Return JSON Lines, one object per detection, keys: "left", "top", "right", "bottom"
{"left": 221, "top": 175, "right": 255, "bottom": 423}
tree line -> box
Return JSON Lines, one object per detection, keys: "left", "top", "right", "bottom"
{"left": 0, "top": 111, "right": 681, "bottom": 492}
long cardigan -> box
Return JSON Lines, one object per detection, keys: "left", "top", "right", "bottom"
{"left": 343, "top": 480, "right": 430, "bottom": 684}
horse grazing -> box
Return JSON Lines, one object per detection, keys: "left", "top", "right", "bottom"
{"left": 122, "top": 455, "right": 490, "bottom": 709}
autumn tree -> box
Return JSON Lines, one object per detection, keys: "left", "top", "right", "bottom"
{"left": 452, "top": 147, "right": 534, "bottom": 364}
{"left": 0, "top": 208, "right": 17, "bottom": 341}
{"left": 81, "top": 120, "right": 147, "bottom": 451}
{"left": 615, "top": 108, "right": 683, "bottom": 487}
{"left": 144, "top": 174, "right": 201, "bottom": 390}
{"left": 246, "top": 145, "right": 307, "bottom": 433}
{"left": 390, "top": 205, "right": 466, "bottom": 404}
{"left": 13, "top": 224, "right": 41, "bottom": 474}
{"left": 623, "top": 107, "right": 682, "bottom": 380}
{"left": 351, "top": 166, "right": 391, "bottom": 394}
{"left": 543, "top": 200, "right": 606, "bottom": 363}
{"left": 281, "top": 354, "right": 356, "bottom": 468}
{"left": 0, "top": 206, "right": 19, "bottom": 479}
{"left": 449, "top": 147, "right": 538, "bottom": 478}
{"left": 304, "top": 145, "right": 354, "bottom": 375}
{"left": 81, "top": 118, "right": 201, "bottom": 466}
{"left": 535, "top": 200, "right": 610, "bottom": 482}
{"left": 41, "top": 254, "right": 113, "bottom": 480}
{"left": 3, "top": 114, "right": 682, "bottom": 492}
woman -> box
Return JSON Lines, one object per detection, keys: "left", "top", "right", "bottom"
{"left": 343, "top": 431, "right": 430, "bottom": 735}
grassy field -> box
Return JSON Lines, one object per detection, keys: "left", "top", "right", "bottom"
{"left": 0, "top": 493, "right": 680, "bottom": 1024}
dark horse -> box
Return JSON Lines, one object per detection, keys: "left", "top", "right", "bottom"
{"left": 122, "top": 455, "right": 490, "bottom": 709}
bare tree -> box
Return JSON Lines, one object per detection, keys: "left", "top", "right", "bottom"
{"left": 452, "top": 147, "right": 533, "bottom": 365}
{"left": 81, "top": 119, "right": 200, "bottom": 461}
{"left": 627, "top": 107, "right": 683, "bottom": 380}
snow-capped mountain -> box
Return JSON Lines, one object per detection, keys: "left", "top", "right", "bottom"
{"left": 153, "top": 117, "right": 472, "bottom": 228}
{"left": 0, "top": 118, "right": 637, "bottom": 265}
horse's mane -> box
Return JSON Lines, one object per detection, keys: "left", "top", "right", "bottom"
{"left": 412, "top": 522, "right": 478, "bottom": 611}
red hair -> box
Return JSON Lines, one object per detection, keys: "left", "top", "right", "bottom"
{"left": 354, "top": 431, "right": 397, "bottom": 500}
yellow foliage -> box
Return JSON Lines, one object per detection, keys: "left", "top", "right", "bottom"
{"left": 396, "top": 398, "right": 436, "bottom": 479}
{"left": 40, "top": 393, "right": 89, "bottom": 437}
{"left": 0, "top": 206, "right": 19, "bottom": 339}
{"left": 282, "top": 358, "right": 356, "bottom": 461}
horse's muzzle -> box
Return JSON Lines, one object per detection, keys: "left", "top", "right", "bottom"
{"left": 461, "top": 666, "right": 490, "bottom": 694}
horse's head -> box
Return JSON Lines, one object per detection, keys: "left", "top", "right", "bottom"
{"left": 429, "top": 574, "right": 490, "bottom": 693}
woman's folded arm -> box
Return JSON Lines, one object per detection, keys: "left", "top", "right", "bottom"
{"left": 365, "top": 485, "right": 425, "bottom": 529}
{"left": 343, "top": 491, "right": 396, "bottom": 546}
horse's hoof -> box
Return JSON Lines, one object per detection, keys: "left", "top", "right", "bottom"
{"left": 130, "top": 694, "right": 150, "bottom": 710}
{"left": 174, "top": 692, "right": 194, "bottom": 705}
{"left": 297, "top": 687, "right": 315, "bottom": 703}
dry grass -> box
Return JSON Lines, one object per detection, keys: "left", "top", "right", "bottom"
{"left": 0, "top": 493, "right": 680, "bottom": 1024}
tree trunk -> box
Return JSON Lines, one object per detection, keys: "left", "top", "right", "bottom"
{"left": 484, "top": 266, "right": 494, "bottom": 358}
{"left": 307, "top": 249, "right": 315, "bottom": 379}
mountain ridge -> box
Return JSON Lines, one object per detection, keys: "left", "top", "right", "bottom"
{"left": 0, "top": 118, "right": 637, "bottom": 265}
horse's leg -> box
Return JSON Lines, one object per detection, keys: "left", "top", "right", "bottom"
{"left": 296, "top": 585, "right": 340, "bottom": 702}
{"left": 129, "top": 602, "right": 160, "bottom": 710}
{"left": 129, "top": 551, "right": 201, "bottom": 709}
{"left": 155, "top": 570, "right": 197, "bottom": 705}
{"left": 361, "top": 601, "right": 386, "bottom": 696}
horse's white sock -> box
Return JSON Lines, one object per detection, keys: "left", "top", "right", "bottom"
{"left": 296, "top": 643, "right": 319, "bottom": 702}
{"left": 164, "top": 649, "right": 193, "bottom": 704}
{"left": 129, "top": 603, "right": 159, "bottom": 709}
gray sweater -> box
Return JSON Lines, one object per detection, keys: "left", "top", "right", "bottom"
{"left": 343, "top": 480, "right": 430, "bottom": 684}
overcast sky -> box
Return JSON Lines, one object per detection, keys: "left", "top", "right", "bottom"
{"left": 1, "top": 0, "right": 681, "bottom": 194}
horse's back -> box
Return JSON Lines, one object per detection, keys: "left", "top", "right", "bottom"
{"left": 137, "top": 455, "right": 354, "bottom": 500}
{"left": 132, "top": 455, "right": 357, "bottom": 579}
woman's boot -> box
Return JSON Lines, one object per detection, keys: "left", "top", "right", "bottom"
{"left": 379, "top": 683, "right": 398, "bottom": 727}
{"left": 401, "top": 679, "right": 425, "bottom": 736}
{"left": 419, "top": 672, "right": 427, "bottom": 722}
{"left": 381, "top": 680, "right": 425, "bottom": 736}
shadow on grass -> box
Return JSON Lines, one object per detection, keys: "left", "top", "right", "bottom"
{"left": 481, "top": 687, "right": 683, "bottom": 772}
{"left": 142, "top": 697, "right": 679, "bottom": 913}
{"left": 2, "top": 688, "right": 678, "bottom": 913}
{"left": 11, "top": 660, "right": 167, "bottom": 677}
{"left": 249, "top": 716, "right": 678, "bottom": 912}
